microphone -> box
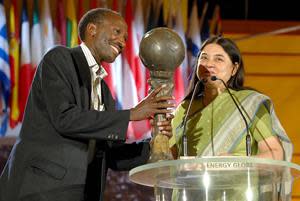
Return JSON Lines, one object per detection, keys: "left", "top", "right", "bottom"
{"left": 181, "top": 80, "right": 201, "bottom": 157}
{"left": 211, "top": 76, "right": 251, "bottom": 156}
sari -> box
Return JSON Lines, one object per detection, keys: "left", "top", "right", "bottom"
{"left": 169, "top": 89, "right": 293, "bottom": 200}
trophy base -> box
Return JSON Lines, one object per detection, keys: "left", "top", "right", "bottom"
{"left": 148, "top": 152, "right": 173, "bottom": 163}
{"left": 148, "top": 133, "right": 173, "bottom": 163}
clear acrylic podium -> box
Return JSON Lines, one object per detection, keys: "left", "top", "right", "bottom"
{"left": 129, "top": 156, "right": 300, "bottom": 201}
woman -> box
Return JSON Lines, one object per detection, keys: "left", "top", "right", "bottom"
{"left": 170, "top": 36, "right": 291, "bottom": 160}
{"left": 168, "top": 36, "right": 293, "bottom": 200}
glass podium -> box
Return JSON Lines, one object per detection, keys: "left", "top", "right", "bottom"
{"left": 129, "top": 156, "right": 300, "bottom": 201}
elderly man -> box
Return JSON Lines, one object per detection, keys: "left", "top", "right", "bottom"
{"left": 0, "top": 8, "right": 174, "bottom": 201}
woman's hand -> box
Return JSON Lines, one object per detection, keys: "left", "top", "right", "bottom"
{"left": 150, "top": 113, "right": 174, "bottom": 139}
{"left": 255, "top": 136, "right": 284, "bottom": 160}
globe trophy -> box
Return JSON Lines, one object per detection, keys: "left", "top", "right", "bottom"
{"left": 139, "top": 27, "right": 185, "bottom": 162}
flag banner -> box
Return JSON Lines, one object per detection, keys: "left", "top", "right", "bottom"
{"left": 90, "top": 0, "right": 98, "bottom": 9}
{"left": 199, "top": 1, "right": 210, "bottom": 42}
{"left": 102, "top": 0, "right": 122, "bottom": 109}
{"left": 41, "top": 0, "right": 55, "bottom": 54}
{"left": 0, "top": 0, "right": 221, "bottom": 138}
{"left": 134, "top": 0, "right": 148, "bottom": 99}
{"left": 78, "top": 0, "right": 84, "bottom": 44}
{"left": 54, "top": 0, "right": 66, "bottom": 46}
{"left": 19, "top": 0, "right": 32, "bottom": 121}
{"left": 9, "top": 0, "right": 20, "bottom": 128}
{"left": 187, "top": 0, "right": 201, "bottom": 73}
{"left": 31, "top": 0, "right": 43, "bottom": 72}
{"left": 167, "top": 1, "right": 186, "bottom": 103}
{"left": 66, "top": 0, "right": 78, "bottom": 47}
{"left": 0, "top": 0, "right": 10, "bottom": 136}
{"left": 209, "top": 4, "right": 222, "bottom": 36}
{"left": 123, "top": 0, "right": 150, "bottom": 142}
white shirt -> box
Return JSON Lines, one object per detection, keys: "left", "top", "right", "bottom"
{"left": 80, "top": 43, "right": 108, "bottom": 111}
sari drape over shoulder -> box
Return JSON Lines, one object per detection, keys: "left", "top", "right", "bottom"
{"left": 170, "top": 89, "right": 292, "bottom": 160}
{"left": 170, "top": 89, "right": 293, "bottom": 199}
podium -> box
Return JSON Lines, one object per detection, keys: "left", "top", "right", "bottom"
{"left": 129, "top": 156, "right": 300, "bottom": 201}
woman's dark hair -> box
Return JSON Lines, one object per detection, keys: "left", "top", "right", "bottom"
{"left": 184, "top": 36, "right": 245, "bottom": 100}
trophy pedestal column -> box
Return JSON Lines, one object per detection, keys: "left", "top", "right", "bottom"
{"left": 148, "top": 70, "right": 174, "bottom": 163}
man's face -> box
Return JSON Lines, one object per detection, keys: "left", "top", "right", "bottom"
{"left": 91, "top": 14, "right": 128, "bottom": 63}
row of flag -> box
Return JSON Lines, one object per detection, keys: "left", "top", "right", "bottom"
{"left": 0, "top": 0, "right": 222, "bottom": 140}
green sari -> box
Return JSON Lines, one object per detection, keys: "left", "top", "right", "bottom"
{"left": 170, "top": 89, "right": 292, "bottom": 160}
{"left": 169, "top": 89, "right": 293, "bottom": 200}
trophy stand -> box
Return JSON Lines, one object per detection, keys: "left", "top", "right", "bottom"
{"left": 139, "top": 27, "right": 185, "bottom": 162}
{"left": 148, "top": 70, "right": 174, "bottom": 162}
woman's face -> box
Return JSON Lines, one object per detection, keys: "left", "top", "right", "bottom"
{"left": 196, "top": 43, "right": 238, "bottom": 88}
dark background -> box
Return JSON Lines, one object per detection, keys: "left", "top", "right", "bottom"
{"left": 193, "top": 0, "right": 300, "bottom": 21}
{"left": 1, "top": 0, "right": 299, "bottom": 200}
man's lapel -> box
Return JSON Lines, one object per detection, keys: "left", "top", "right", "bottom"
{"left": 101, "top": 80, "right": 114, "bottom": 111}
{"left": 70, "top": 46, "right": 91, "bottom": 96}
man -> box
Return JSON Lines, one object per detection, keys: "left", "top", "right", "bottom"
{"left": 0, "top": 8, "right": 174, "bottom": 201}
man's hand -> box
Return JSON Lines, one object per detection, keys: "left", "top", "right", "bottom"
{"left": 130, "top": 85, "right": 175, "bottom": 121}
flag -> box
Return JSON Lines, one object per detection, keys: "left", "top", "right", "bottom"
{"left": 90, "top": 0, "right": 109, "bottom": 8}
{"left": 78, "top": 0, "right": 84, "bottom": 44}
{"left": 133, "top": 0, "right": 151, "bottom": 140}
{"left": 111, "top": 0, "right": 119, "bottom": 11}
{"left": 78, "top": 0, "right": 84, "bottom": 21}
{"left": 102, "top": 0, "right": 122, "bottom": 107}
{"left": 180, "top": 0, "right": 188, "bottom": 33}
{"left": 153, "top": 0, "right": 164, "bottom": 27}
{"left": 187, "top": 0, "right": 201, "bottom": 72}
{"left": 134, "top": 0, "right": 148, "bottom": 99}
{"left": 168, "top": 1, "right": 186, "bottom": 103}
{"left": 54, "top": 0, "right": 66, "bottom": 45}
{"left": 41, "top": 0, "right": 55, "bottom": 53}
{"left": 0, "top": 0, "right": 10, "bottom": 135}
{"left": 123, "top": 0, "right": 150, "bottom": 142}
{"left": 102, "top": 56, "right": 123, "bottom": 109}
{"left": 209, "top": 4, "right": 222, "bottom": 36}
{"left": 162, "top": 0, "right": 170, "bottom": 24}
{"left": 66, "top": 0, "right": 78, "bottom": 47}
{"left": 145, "top": 0, "right": 160, "bottom": 31}
{"left": 90, "top": 0, "right": 98, "bottom": 9}
{"left": 199, "top": 1, "right": 210, "bottom": 42}
{"left": 123, "top": 0, "right": 142, "bottom": 109}
{"left": 31, "top": 0, "right": 42, "bottom": 72}
{"left": 19, "top": 0, "right": 32, "bottom": 121}
{"left": 9, "top": 0, "right": 20, "bottom": 128}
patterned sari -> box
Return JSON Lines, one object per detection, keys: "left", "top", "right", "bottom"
{"left": 170, "top": 89, "right": 293, "bottom": 200}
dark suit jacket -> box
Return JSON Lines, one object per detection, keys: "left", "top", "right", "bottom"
{"left": 0, "top": 46, "right": 150, "bottom": 201}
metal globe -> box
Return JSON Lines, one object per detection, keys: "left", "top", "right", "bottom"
{"left": 139, "top": 27, "right": 185, "bottom": 71}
